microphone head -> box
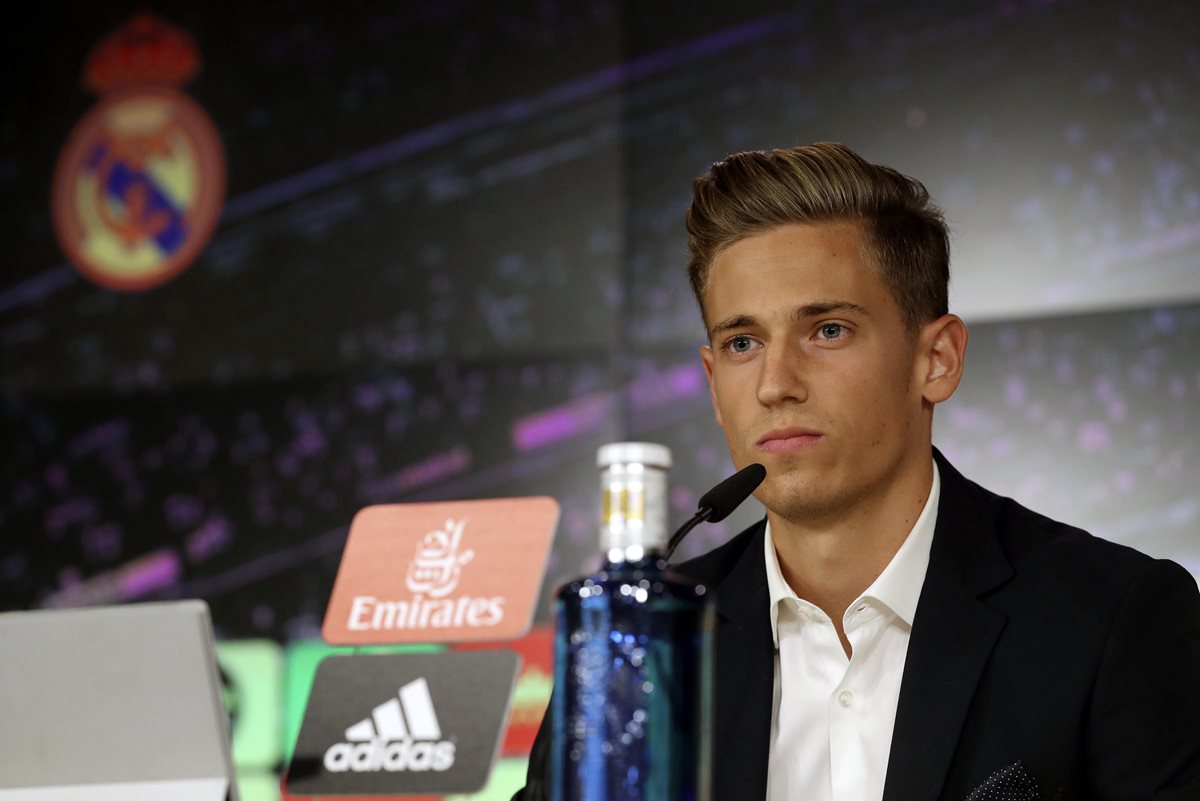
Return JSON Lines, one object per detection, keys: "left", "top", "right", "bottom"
{"left": 698, "top": 463, "right": 766, "bottom": 522}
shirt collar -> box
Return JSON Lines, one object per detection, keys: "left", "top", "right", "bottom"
{"left": 764, "top": 460, "right": 941, "bottom": 648}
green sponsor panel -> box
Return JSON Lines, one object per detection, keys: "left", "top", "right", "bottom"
{"left": 216, "top": 639, "right": 284, "bottom": 771}
{"left": 236, "top": 771, "right": 283, "bottom": 801}
{"left": 283, "top": 639, "right": 443, "bottom": 761}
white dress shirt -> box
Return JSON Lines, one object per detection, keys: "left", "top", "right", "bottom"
{"left": 764, "top": 462, "right": 940, "bottom": 801}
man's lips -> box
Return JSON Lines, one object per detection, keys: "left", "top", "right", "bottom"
{"left": 756, "top": 428, "right": 824, "bottom": 453}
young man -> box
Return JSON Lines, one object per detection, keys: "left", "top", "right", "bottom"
{"left": 518, "top": 143, "right": 1200, "bottom": 800}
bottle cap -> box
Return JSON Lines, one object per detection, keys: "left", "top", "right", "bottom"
{"left": 597, "top": 442, "right": 672, "bottom": 470}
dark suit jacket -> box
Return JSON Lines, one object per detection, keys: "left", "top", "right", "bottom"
{"left": 517, "top": 452, "right": 1200, "bottom": 800}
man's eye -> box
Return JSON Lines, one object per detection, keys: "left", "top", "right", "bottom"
{"left": 728, "top": 335, "right": 754, "bottom": 353}
{"left": 817, "top": 323, "right": 845, "bottom": 339}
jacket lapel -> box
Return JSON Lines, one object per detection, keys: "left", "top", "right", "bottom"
{"left": 882, "top": 454, "right": 1013, "bottom": 801}
{"left": 711, "top": 523, "right": 774, "bottom": 801}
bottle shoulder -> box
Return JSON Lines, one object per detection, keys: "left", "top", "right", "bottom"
{"left": 556, "top": 561, "right": 710, "bottom": 604}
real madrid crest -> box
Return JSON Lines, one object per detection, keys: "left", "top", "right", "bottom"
{"left": 52, "top": 14, "right": 226, "bottom": 291}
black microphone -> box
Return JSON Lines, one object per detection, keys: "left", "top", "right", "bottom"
{"left": 665, "top": 463, "right": 766, "bottom": 560}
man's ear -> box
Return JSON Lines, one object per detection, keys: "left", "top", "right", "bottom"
{"left": 919, "top": 314, "right": 968, "bottom": 404}
{"left": 700, "top": 344, "right": 724, "bottom": 428}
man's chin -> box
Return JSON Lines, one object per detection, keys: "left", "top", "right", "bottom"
{"left": 756, "top": 474, "right": 834, "bottom": 522}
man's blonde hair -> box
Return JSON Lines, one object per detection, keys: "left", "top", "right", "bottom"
{"left": 686, "top": 142, "right": 949, "bottom": 332}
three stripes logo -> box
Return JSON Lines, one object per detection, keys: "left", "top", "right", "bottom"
{"left": 323, "top": 677, "right": 456, "bottom": 773}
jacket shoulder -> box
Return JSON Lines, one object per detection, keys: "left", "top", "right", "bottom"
{"left": 936, "top": 455, "right": 1189, "bottom": 619}
{"left": 672, "top": 520, "right": 765, "bottom": 586}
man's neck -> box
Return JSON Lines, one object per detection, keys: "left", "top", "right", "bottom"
{"left": 768, "top": 457, "right": 935, "bottom": 633}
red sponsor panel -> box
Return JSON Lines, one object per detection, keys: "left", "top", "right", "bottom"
{"left": 281, "top": 776, "right": 440, "bottom": 801}
{"left": 323, "top": 498, "right": 558, "bottom": 645}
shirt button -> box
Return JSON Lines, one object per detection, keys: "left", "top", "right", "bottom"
{"left": 837, "top": 690, "right": 854, "bottom": 707}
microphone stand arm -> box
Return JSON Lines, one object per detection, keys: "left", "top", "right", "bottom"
{"left": 664, "top": 507, "right": 712, "bottom": 562}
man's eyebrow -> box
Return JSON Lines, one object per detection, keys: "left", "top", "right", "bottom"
{"left": 707, "top": 301, "right": 869, "bottom": 338}
{"left": 791, "top": 300, "right": 869, "bottom": 320}
{"left": 708, "top": 314, "right": 758, "bottom": 338}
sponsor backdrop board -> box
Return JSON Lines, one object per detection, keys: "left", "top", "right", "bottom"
{"left": 323, "top": 498, "right": 559, "bottom": 645}
{"left": 287, "top": 651, "right": 519, "bottom": 796}
{"left": 457, "top": 626, "right": 554, "bottom": 757}
{"left": 5, "top": 3, "right": 1200, "bottom": 796}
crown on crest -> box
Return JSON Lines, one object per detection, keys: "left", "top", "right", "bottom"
{"left": 83, "top": 13, "right": 201, "bottom": 94}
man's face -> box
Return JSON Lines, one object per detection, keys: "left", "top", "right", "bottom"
{"left": 700, "top": 221, "right": 932, "bottom": 525}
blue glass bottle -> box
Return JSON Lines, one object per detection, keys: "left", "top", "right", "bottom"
{"left": 552, "top": 443, "right": 713, "bottom": 801}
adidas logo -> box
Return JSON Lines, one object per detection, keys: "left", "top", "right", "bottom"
{"left": 323, "top": 677, "right": 457, "bottom": 773}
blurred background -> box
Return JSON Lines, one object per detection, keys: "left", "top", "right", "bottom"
{"left": 3, "top": 1, "right": 1198, "bottom": 798}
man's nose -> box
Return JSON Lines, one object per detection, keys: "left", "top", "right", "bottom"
{"left": 755, "top": 339, "right": 807, "bottom": 407}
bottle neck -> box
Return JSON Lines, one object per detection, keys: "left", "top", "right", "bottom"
{"left": 599, "top": 462, "right": 669, "bottom": 553}
{"left": 602, "top": 545, "right": 669, "bottom": 573}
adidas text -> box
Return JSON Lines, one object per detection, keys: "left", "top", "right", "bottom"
{"left": 324, "top": 738, "right": 456, "bottom": 772}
